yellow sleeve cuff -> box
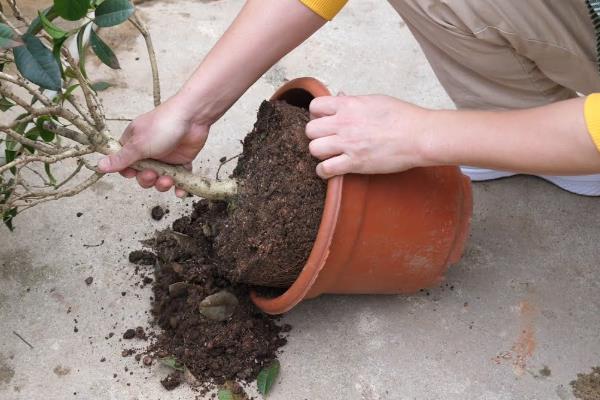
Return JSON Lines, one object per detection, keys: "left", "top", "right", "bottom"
{"left": 298, "top": 0, "right": 348, "bottom": 20}
{"left": 584, "top": 93, "right": 600, "bottom": 152}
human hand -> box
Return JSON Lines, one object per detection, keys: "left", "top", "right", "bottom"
{"left": 306, "top": 95, "right": 433, "bottom": 179}
{"left": 97, "top": 96, "right": 210, "bottom": 197}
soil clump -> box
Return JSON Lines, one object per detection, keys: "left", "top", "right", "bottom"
{"left": 132, "top": 100, "right": 324, "bottom": 394}
{"left": 215, "top": 100, "right": 326, "bottom": 287}
{"left": 572, "top": 367, "right": 600, "bottom": 400}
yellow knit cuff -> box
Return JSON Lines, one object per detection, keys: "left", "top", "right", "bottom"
{"left": 584, "top": 93, "right": 600, "bottom": 153}
{"left": 298, "top": 0, "right": 348, "bottom": 20}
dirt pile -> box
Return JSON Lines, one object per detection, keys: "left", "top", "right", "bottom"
{"left": 134, "top": 101, "right": 324, "bottom": 394}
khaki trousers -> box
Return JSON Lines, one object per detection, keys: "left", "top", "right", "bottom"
{"left": 388, "top": 0, "right": 600, "bottom": 109}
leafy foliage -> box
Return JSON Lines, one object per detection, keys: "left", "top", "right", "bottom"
{"left": 257, "top": 360, "right": 280, "bottom": 396}
{"left": 0, "top": 0, "right": 136, "bottom": 229}
{"left": 159, "top": 356, "right": 185, "bottom": 372}
{"left": 54, "top": 0, "right": 91, "bottom": 21}
{"left": 0, "top": 23, "right": 23, "bottom": 49}
{"left": 14, "top": 34, "right": 61, "bottom": 90}
{"left": 95, "top": 0, "right": 135, "bottom": 27}
{"left": 90, "top": 30, "right": 120, "bottom": 69}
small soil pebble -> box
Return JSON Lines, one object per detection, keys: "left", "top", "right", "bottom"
{"left": 84, "top": 276, "right": 93, "bottom": 286}
{"left": 76, "top": 212, "right": 83, "bottom": 217}
{"left": 161, "top": 372, "right": 182, "bottom": 391}
{"left": 100, "top": 357, "right": 106, "bottom": 362}
{"left": 135, "top": 327, "right": 147, "bottom": 340}
{"left": 122, "top": 349, "right": 135, "bottom": 357}
{"left": 142, "top": 356, "right": 153, "bottom": 366}
{"left": 151, "top": 206, "right": 166, "bottom": 221}
{"left": 123, "top": 329, "right": 136, "bottom": 339}
{"left": 128, "top": 250, "right": 156, "bottom": 265}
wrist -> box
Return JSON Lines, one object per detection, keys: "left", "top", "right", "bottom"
{"left": 417, "top": 108, "right": 450, "bottom": 167}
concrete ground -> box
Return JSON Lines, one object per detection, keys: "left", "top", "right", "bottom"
{"left": 1, "top": 1, "right": 599, "bottom": 399}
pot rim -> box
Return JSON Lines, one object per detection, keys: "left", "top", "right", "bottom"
{"left": 250, "top": 77, "right": 343, "bottom": 314}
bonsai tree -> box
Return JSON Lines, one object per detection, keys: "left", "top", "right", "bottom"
{"left": 0, "top": 0, "right": 237, "bottom": 230}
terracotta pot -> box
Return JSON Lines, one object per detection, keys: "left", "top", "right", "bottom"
{"left": 251, "top": 77, "right": 473, "bottom": 315}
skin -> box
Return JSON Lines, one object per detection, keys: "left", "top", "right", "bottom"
{"left": 97, "top": 0, "right": 600, "bottom": 192}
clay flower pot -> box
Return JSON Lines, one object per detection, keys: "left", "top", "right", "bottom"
{"left": 251, "top": 78, "right": 473, "bottom": 315}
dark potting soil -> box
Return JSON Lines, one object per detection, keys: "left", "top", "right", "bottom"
{"left": 131, "top": 100, "right": 323, "bottom": 393}
{"left": 571, "top": 367, "right": 600, "bottom": 400}
{"left": 215, "top": 100, "right": 326, "bottom": 287}
{"left": 145, "top": 200, "right": 288, "bottom": 391}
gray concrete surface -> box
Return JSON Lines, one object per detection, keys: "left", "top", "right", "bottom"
{"left": 1, "top": 1, "right": 599, "bottom": 399}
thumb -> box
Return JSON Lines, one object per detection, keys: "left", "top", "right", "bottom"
{"left": 98, "top": 145, "right": 141, "bottom": 173}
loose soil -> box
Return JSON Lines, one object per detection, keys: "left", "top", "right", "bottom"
{"left": 571, "top": 367, "right": 600, "bottom": 400}
{"left": 215, "top": 100, "right": 326, "bottom": 287}
{"left": 132, "top": 100, "right": 323, "bottom": 394}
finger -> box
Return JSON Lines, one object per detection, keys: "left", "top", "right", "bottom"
{"left": 305, "top": 116, "right": 338, "bottom": 140}
{"left": 175, "top": 188, "right": 187, "bottom": 198}
{"left": 309, "top": 136, "right": 343, "bottom": 160}
{"left": 119, "top": 168, "right": 137, "bottom": 179}
{"left": 316, "top": 154, "right": 352, "bottom": 179}
{"left": 309, "top": 96, "right": 340, "bottom": 118}
{"left": 155, "top": 176, "right": 174, "bottom": 192}
{"left": 98, "top": 145, "right": 141, "bottom": 173}
{"left": 119, "top": 122, "right": 135, "bottom": 145}
{"left": 136, "top": 169, "right": 158, "bottom": 189}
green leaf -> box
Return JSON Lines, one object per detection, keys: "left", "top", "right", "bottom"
{"left": 91, "top": 81, "right": 111, "bottom": 91}
{"left": 45, "top": 163, "right": 57, "bottom": 186}
{"left": 54, "top": 0, "right": 91, "bottom": 21}
{"left": 159, "top": 357, "right": 184, "bottom": 372}
{"left": 13, "top": 34, "right": 62, "bottom": 91}
{"left": 5, "top": 149, "right": 17, "bottom": 164}
{"left": 28, "top": 6, "right": 58, "bottom": 36}
{"left": 36, "top": 117, "right": 56, "bottom": 142}
{"left": 94, "top": 0, "right": 134, "bottom": 27}
{"left": 24, "top": 127, "right": 40, "bottom": 153}
{"left": 3, "top": 207, "right": 17, "bottom": 231}
{"left": 257, "top": 360, "right": 280, "bottom": 396}
{"left": 89, "top": 29, "right": 120, "bottom": 69}
{"left": 5, "top": 149, "right": 17, "bottom": 175}
{"left": 0, "top": 97, "right": 14, "bottom": 112}
{"left": 0, "top": 23, "right": 23, "bottom": 49}
{"left": 76, "top": 23, "right": 91, "bottom": 79}
{"left": 217, "top": 389, "right": 235, "bottom": 400}
{"left": 38, "top": 10, "right": 68, "bottom": 39}
{"left": 52, "top": 36, "right": 68, "bottom": 61}
{"left": 62, "top": 84, "right": 80, "bottom": 98}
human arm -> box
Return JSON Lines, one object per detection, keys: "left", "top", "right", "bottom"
{"left": 306, "top": 95, "right": 600, "bottom": 178}
{"left": 97, "top": 0, "right": 345, "bottom": 195}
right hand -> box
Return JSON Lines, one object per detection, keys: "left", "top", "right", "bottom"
{"left": 97, "top": 96, "right": 211, "bottom": 197}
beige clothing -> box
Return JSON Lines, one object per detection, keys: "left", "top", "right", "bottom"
{"left": 387, "top": 0, "right": 600, "bottom": 110}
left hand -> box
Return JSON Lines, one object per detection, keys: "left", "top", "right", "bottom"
{"left": 306, "top": 94, "right": 433, "bottom": 179}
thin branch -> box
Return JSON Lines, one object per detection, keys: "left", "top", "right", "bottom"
{"left": 43, "top": 121, "right": 91, "bottom": 145}
{"left": 0, "top": 147, "right": 92, "bottom": 175}
{"left": 6, "top": 0, "right": 30, "bottom": 26}
{"left": 63, "top": 49, "right": 107, "bottom": 134}
{"left": 55, "top": 159, "right": 85, "bottom": 189}
{"left": 66, "top": 96, "right": 95, "bottom": 126}
{"left": 0, "top": 10, "right": 22, "bottom": 34}
{"left": 0, "top": 72, "right": 52, "bottom": 106}
{"left": 1, "top": 128, "right": 61, "bottom": 155}
{"left": 129, "top": 13, "right": 161, "bottom": 106}
{"left": 14, "top": 172, "right": 104, "bottom": 212}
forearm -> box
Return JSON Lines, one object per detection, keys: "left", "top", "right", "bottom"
{"left": 425, "top": 97, "right": 600, "bottom": 175}
{"left": 175, "top": 0, "right": 326, "bottom": 124}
